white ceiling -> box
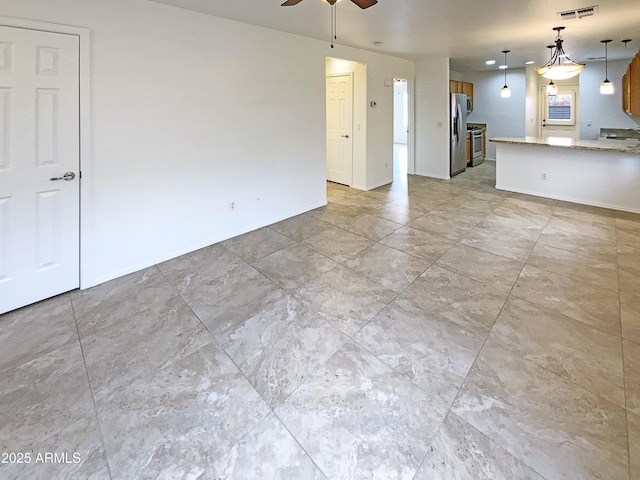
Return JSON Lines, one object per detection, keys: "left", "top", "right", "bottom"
{"left": 148, "top": 0, "right": 640, "bottom": 71}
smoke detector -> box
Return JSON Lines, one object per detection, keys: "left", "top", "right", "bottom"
{"left": 558, "top": 5, "right": 598, "bottom": 20}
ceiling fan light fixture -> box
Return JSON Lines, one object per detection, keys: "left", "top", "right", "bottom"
{"left": 536, "top": 27, "right": 585, "bottom": 80}
{"left": 281, "top": 0, "right": 378, "bottom": 48}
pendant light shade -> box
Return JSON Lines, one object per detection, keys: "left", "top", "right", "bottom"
{"left": 600, "top": 39, "right": 614, "bottom": 95}
{"left": 536, "top": 27, "right": 585, "bottom": 80}
{"left": 600, "top": 81, "right": 614, "bottom": 95}
{"left": 501, "top": 50, "right": 511, "bottom": 98}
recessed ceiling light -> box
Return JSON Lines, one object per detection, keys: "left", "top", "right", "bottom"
{"left": 524, "top": 60, "right": 535, "bottom": 65}
{"left": 486, "top": 60, "right": 496, "bottom": 65}
{"left": 499, "top": 65, "right": 508, "bottom": 69}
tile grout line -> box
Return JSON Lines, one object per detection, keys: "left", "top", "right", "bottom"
{"left": 615, "top": 213, "right": 633, "bottom": 480}
{"left": 69, "top": 295, "right": 115, "bottom": 480}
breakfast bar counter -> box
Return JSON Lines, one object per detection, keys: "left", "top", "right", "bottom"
{"left": 490, "top": 136, "right": 640, "bottom": 214}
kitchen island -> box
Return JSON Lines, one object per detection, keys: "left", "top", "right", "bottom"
{"left": 491, "top": 136, "right": 640, "bottom": 213}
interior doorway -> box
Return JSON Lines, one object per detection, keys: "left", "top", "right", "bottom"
{"left": 393, "top": 77, "right": 409, "bottom": 184}
{"left": 326, "top": 73, "right": 354, "bottom": 186}
{"left": 326, "top": 57, "right": 365, "bottom": 189}
{"left": 538, "top": 84, "right": 580, "bottom": 140}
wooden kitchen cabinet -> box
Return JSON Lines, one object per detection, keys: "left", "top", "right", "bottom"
{"left": 450, "top": 80, "right": 474, "bottom": 112}
{"left": 622, "top": 49, "right": 640, "bottom": 115}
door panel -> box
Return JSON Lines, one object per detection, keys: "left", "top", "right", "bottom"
{"left": 539, "top": 85, "right": 579, "bottom": 140}
{"left": 0, "top": 26, "right": 80, "bottom": 314}
{"left": 326, "top": 74, "right": 353, "bottom": 186}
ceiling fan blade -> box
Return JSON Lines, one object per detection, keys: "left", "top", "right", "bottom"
{"left": 281, "top": 0, "right": 304, "bottom": 5}
{"left": 350, "top": 0, "right": 377, "bottom": 9}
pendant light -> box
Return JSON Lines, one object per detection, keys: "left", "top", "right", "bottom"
{"left": 545, "top": 45, "right": 558, "bottom": 95}
{"left": 600, "top": 39, "right": 614, "bottom": 95}
{"left": 536, "top": 27, "right": 585, "bottom": 80}
{"left": 501, "top": 50, "right": 511, "bottom": 98}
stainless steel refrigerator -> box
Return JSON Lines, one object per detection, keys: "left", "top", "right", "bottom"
{"left": 450, "top": 93, "right": 468, "bottom": 177}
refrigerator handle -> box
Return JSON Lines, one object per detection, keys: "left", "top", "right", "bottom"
{"left": 454, "top": 103, "right": 462, "bottom": 140}
{"left": 453, "top": 106, "right": 458, "bottom": 139}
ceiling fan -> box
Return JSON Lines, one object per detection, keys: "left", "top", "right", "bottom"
{"left": 281, "top": 0, "right": 378, "bottom": 9}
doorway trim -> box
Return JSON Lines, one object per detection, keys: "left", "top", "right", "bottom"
{"left": 326, "top": 72, "right": 354, "bottom": 186}
{"left": 538, "top": 83, "right": 580, "bottom": 140}
{"left": 0, "top": 16, "right": 92, "bottom": 289}
{"left": 392, "top": 74, "right": 416, "bottom": 175}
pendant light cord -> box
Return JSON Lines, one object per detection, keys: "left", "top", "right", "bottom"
{"left": 604, "top": 41, "right": 608, "bottom": 81}
{"left": 503, "top": 50, "right": 508, "bottom": 87}
{"left": 330, "top": 3, "right": 336, "bottom": 48}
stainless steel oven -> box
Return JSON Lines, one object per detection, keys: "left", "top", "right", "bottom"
{"left": 470, "top": 129, "right": 484, "bottom": 166}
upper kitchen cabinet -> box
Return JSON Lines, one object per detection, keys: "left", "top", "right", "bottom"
{"left": 450, "top": 80, "right": 474, "bottom": 111}
{"left": 622, "top": 49, "right": 640, "bottom": 116}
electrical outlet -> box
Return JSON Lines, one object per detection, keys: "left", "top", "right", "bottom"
{"left": 385, "top": 163, "right": 388, "bottom": 168}
{"left": 541, "top": 172, "right": 547, "bottom": 180}
{"left": 229, "top": 201, "right": 235, "bottom": 210}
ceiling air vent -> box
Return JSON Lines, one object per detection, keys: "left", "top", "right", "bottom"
{"left": 558, "top": 5, "right": 598, "bottom": 20}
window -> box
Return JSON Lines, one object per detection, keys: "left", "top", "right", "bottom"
{"left": 545, "top": 91, "right": 576, "bottom": 126}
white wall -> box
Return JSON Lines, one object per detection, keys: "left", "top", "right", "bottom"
{"left": 3, "top": 0, "right": 413, "bottom": 287}
{"left": 347, "top": 50, "right": 413, "bottom": 189}
{"left": 464, "top": 69, "right": 527, "bottom": 160}
{"left": 525, "top": 66, "right": 539, "bottom": 136}
{"left": 415, "top": 58, "right": 450, "bottom": 179}
{"left": 579, "top": 59, "right": 638, "bottom": 140}
{"left": 449, "top": 70, "right": 463, "bottom": 82}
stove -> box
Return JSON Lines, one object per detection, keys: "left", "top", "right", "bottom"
{"left": 468, "top": 128, "right": 484, "bottom": 166}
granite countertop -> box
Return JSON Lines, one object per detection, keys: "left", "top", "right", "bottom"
{"left": 600, "top": 128, "right": 640, "bottom": 139}
{"left": 490, "top": 136, "right": 640, "bottom": 154}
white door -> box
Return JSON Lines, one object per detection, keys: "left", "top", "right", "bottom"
{"left": 326, "top": 73, "right": 353, "bottom": 185}
{"left": 539, "top": 85, "right": 579, "bottom": 140}
{"left": 0, "top": 26, "right": 80, "bottom": 314}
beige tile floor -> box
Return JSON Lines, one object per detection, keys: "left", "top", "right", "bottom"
{"left": 1, "top": 161, "right": 639, "bottom": 479}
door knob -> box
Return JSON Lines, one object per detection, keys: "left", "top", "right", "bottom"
{"left": 341, "top": 134, "right": 350, "bottom": 138}
{"left": 50, "top": 172, "right": 76, "bottom": 181}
